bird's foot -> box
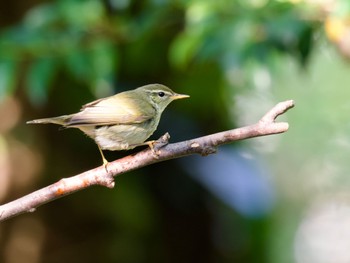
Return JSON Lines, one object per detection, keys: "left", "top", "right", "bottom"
{"left": 102, "top": 158, "right": 110, "bottom": 173}
{"left": 148, "top": 132, "right": 170, "bottom": 158}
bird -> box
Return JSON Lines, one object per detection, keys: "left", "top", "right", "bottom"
{"left": 27, "top": 84, "right": 189, "bottom": 168}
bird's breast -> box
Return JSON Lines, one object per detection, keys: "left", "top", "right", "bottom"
{"left": 92, "top": 118, "right": 159, "bottom": 151}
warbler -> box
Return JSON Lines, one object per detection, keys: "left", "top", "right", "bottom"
{"left": 27, "top": 84, "right": 189, "bottom": 167}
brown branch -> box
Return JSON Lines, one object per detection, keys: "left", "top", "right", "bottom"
{"left": 0, "top": 100, "right": 294, "bottom": 221}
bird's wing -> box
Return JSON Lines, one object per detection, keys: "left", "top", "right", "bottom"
{"left": 66, "top": 92, "right": 155, "bottom": 127}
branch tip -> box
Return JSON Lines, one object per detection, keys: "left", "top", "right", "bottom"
{"left": 260, "top": 99, "right": 294, "bottom": 124}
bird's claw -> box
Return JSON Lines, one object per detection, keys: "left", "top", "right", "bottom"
{"left": 103, "top": 160, "right": 109, "bottom": 173}
{"left": 148, "top": 133, "right": 170, "bottom": 158}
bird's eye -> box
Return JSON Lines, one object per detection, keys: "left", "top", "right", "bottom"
{"left": 158, "top": 92, "right": 165, "bottom": 97}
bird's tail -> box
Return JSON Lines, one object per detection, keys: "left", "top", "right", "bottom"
{"left": 26, "top": 115, "right": 72, "bottom": 126}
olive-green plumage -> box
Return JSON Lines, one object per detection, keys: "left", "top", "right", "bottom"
{"left": 27, "top": 84, "right": 189, "bottom": 167}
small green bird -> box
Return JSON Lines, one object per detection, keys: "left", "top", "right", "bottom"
{"left": 27, "top": 84, "right": 189, "bottom": 167}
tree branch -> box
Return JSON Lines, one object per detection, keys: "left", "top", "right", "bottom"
{"left": 0, "top": 100, "right": 294, "bottom": 221}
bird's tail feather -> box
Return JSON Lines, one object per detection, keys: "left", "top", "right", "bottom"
{"left": 26, "top": 115, "right": 72, "bottom": 126}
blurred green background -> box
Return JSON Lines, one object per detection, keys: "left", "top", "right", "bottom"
{"left": 2, "top": 0, "right": 350, "bottom": 262}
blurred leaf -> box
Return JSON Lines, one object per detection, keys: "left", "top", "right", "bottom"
{"left": 297, "top": 25, "right": 314, "bottom": 66}
{"left": 26, "top": 58, "right": 57, "bottom": 105}
{"left": 57, "top": 0, "right": 105, "bottom": 28}
{"left": 88, "top": 40, "right": 117, "bottom": 92}
{"left": 89, "top": 40, "right": 116, "bottom": 81}
{"left": 169, "top": 31, "right": 202, "bottom": 69}
{"left": 65, "top": 49, "right": 91, "bottom": 81}
{"left": 69, "top": 40, "right": 118, "bottom": 95}
{"left": 0, "top": 60, "right": 17, "bottom": 99}
{"left": 23, "top": 3, "right": 58, "bottom": 30}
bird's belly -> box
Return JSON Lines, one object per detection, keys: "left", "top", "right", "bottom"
{"left": 93, "top": 123, "right": 156, "bottom": 151}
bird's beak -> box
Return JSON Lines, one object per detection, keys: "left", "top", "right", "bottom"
{"left": 172, "top": 93, "right": 190, "bottom": 100}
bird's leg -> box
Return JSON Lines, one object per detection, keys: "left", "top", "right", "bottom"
{"left": 97, "top": 145, "right": 109, "bottom": 172}
{"left": 129, "top": 141, "right": 156, "bottom": 151}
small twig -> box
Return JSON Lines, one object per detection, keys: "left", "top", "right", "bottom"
{"left": 0, "top": 100, "right": 294, "bottom": 221}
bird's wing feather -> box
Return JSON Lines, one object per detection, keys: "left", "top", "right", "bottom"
{"left": 66, "top": 92, "right": 155, "bottom": 127}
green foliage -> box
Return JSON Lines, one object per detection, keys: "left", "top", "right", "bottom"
{"left": 169, "top": 0, "right": 316, "bottom": 71}
{"left": 0, "top": 0, "right": 117, "bottom": 103}
{"left": 0, "top": 0, "right": 319, "bottom": 105}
